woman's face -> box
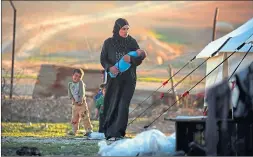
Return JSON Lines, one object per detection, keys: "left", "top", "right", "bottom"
{"left": 119, "top": 25, "right": 129, "bottom": 38}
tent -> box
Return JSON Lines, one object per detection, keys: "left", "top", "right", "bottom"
{"left": 196, "top": 18, "right": 253, "bottom": 107}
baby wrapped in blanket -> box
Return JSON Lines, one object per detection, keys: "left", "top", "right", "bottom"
{"left": 108, "top": 49, "right": 146, "bottom": 78}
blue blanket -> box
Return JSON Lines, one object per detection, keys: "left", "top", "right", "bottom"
{"left": 108, "top": 51, "right": 138, "bottom": 78}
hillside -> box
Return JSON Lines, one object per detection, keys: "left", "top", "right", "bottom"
{"left": 2, "top": 1, "right": 253, "bottom": 79}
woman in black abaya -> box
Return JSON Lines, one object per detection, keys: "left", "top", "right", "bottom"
{"left": 100, "top": 18, "right": 146, "bottom": 140}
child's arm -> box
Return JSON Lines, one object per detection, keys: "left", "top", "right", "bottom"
{"left": 78, "top": 80, "right": 85, "bottom": 104}
{"left": 68, "top": 82, "right": 73, "bottom": 100}
{"left": 68, "top": 83, "right": 75, "bottom": 104}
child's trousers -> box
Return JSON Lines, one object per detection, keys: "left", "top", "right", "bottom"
{"left": 71, "top": 99, "right": 93, "bottom": 134}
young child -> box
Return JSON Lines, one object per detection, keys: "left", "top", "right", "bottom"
{"left": 68, "top": 68, "right": 93, "bottom": 136}
{"left": 94, "top": 70, "right": 106, "bottom": 102}
{"left": 95, "top": 84, "right": 106, "bottom": 133}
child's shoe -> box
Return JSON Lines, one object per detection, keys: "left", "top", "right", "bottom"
{"left": 67, "top": 131, "right": 76, "bottom": 136}
{"left": 83, "top": 130, "right": 93, "bottom": 137}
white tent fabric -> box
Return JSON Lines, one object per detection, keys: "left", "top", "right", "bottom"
{"left": 197, "top": 18, "right": 253, "bottom": 58}
{"left": 203, "top": 51, "right": 253, "bottom": 107}
{"left": 246, "top": 34, "right": 253, "bottom": 44}
{"left": 195, "top": 18, "right": 253, "bottom": 107}
{"left": 219, "top": 29, "right": 253, "bottom": 53}
{"left": 204, "top": 48, "right": 253, "bottom": 87}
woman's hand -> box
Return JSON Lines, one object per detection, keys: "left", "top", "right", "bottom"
{"left": 109, "top": 66, "right": 119, "bottom": 75}
{"left": 123, "top": 55, "right": 131, "bottom": 63}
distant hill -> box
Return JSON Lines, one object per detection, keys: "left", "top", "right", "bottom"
{"left": 2, "top": 1, "right": 253, "bottom": 77}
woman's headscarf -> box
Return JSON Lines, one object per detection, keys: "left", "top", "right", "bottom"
{"left": 112, "top": 18, "right": 129, "bottom": 39}
{"left": 111, "top": 18, "right": 135, "bottom": 55}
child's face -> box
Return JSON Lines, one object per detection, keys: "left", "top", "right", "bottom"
{"left": 102, "top": 88, "right": 106, "bottom": 95}
{"left": 72, "top": 72, "right": 81, "bottom": 82}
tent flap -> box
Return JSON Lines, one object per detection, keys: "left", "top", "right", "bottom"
{"left": 196, "top": 18, "right": 253, "bottom": 58}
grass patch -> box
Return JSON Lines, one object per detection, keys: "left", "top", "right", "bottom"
{"left": 137, "top": 77, "right": 166, "bottom": 83}
{"left": 137, "top": 77, "right": 204, "bottom": 85}
{"left": 1, "top": 122, "right": 138, "bottom": 155}
{"left": 1, "top": 122, "right": 99, "bottom": 137}
{"left": 1, "top": 141, "right": 99, "bottom": 156}
{"left": 1, "top": 122, "right": 135, "bottom": 137}
{"left": 1, "top": 122, "right": 101, "bottom": 156}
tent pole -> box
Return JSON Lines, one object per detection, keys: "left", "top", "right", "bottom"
{"left": 212, "top": 7, "right": 219, "bottom": 41}
{"left": 9, "top": 0, "right": 17, "bottom": 99}
{"left": 203, "top": 7, "right": 219, "bottom": 111}
{"left": 222, "top": 53, "right": 228, "bottom": 79}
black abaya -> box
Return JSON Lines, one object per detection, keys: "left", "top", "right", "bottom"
{"left": 100, "top": 35, "right": 143, "bottom": 138}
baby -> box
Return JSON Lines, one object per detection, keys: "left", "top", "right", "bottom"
{"left": 108, "top": 49, "right": 147, "bottom": 78}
